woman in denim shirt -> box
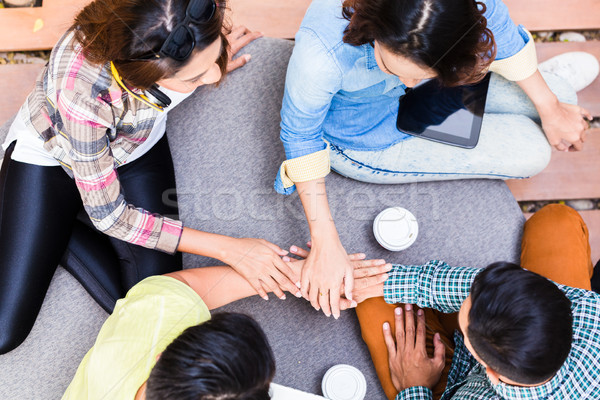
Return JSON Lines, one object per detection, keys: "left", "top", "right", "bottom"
{"left": 277, "top": 0, "right": 595, "bottom": 318}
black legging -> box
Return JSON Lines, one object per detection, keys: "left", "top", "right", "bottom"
{"left": 0, "top": 135, "right": 182, "bottom": 354}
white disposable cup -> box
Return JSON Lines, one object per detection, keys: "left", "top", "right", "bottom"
{"left": 321, "top": 364, "right": 367, "bottom": 400}
{"left": 373, "top": 207, "right": 419, "bottom": 251}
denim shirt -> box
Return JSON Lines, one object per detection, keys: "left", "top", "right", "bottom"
{"left": 275, "top": 0, "right": 531, "bottom": 194}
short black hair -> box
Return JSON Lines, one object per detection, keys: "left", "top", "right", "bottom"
{"left": 146, "top": 313, "right": 275, "bottom": 400}
{"left": 468, "top": 262, "right": 572, "bottom": 384}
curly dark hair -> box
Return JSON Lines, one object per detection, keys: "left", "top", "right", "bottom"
{"left": 342, "top": 0, "right": 496, "bottom": 86}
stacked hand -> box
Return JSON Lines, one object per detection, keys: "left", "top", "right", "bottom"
{"left": 384, "top": 305, "right": 445, "bottom": 392}
{"left": 223, "top": 238, "right": 301, "bottom": 301}
{"left": 289, "top": 243, "right": 391, "bottom": 312}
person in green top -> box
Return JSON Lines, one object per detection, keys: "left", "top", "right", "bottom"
{"left": 62, "top": 251, "right": 390, "bottom": 399}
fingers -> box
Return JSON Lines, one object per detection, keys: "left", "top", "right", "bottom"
{"left": 433, "top": 333, "right": 446, "bottom": 367}
{"left": 344, "top": 265, "right": 354, "bottom": 303}
{"left": 330, "top": 291, "right": 343, "bottom": 319}
{"left": 271, "top": 257, "right": 302, "bottom": 296}
{"left": 555, "top": 141, "right": 569, "bottom": 152}
{"left": 259, "top": 275, "right": 287, "bottom": 300}
{"left": 339, "top": 298, "right": 358, "bottom": 310}
{"left": 290, "top": 245, "right": 310, "bottom": 259}
{"left": 353, "top": 260, "right": 391, "bottom": 278}
{"left": 228, "top": 25, "right": 249, "bottom": 39}
{"left": 570, "top": 139, "right": 584, "bottom": 152}
{"left": 228, "top": 27, "right": 262, "bottom": 55}
{"left": 251, "top": 280, "right": 269, "bottom": 301}
{"left": 353, "top": 272, "right": 389, "bottom": 291}
{"left": 394, "top": 307, "right": 405, "bottom": 353}
{"left": 320, "top": 289, "right": 333, "bottom": 318}
{"left": 581, "top": 106, "right": 593, "bottom": 122}
{"left": 262, "top": 240, "right": 288, "bottom": 256}
{"left": 226, "top": 54, "right": 251, "bottom": 73}
{"left": 403, "top": 304, "right": 415, "bottom": 349}
{"left": 308, "top": 282, "right": 320, "bottom": 311}
{"left": 415, "top": 308, "right": 427, "bottom": 350}
{"left": 301, "top": 265, "right": 311, "bottom": 300}
{"left": 382, "top": 321, "right": 397, "bottom": 359}
{"left": 348, "top": 252, "right": 367, "bottom": 261}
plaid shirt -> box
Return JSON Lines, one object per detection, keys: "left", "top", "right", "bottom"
{"left": 20, "top": 30, "right": 182, "bottom": 253}
{"left": 384, "top": 260, "right": 600, "bottom": 400}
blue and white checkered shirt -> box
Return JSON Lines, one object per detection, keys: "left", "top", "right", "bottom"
{"left": 384, "top": 260, "right": 600, "bottom": 400}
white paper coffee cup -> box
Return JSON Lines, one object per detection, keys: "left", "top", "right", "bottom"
{"left": 321, "top": 364, "right": 367, "bottom": 400}
{"left": 373, "top": 207, "right": 419, "bottom": 251}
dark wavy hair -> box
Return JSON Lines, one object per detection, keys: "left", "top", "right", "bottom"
{"left": 72, "top": 0, "right": 229, "bottom": 90}
{"left": 468, "top": 262, "right": 573, "bottom": 384}
{"left": 342, "top": 0, "right": 496, "bottom": 86}
{"left": 146, "top": 313, "right": 276, "bottom": 400}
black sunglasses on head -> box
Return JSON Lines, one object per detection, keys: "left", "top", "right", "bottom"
{"left": 129, "top": 0, "right": 217, "bottom": 62}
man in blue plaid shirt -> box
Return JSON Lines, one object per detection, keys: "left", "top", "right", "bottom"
{"left": 355, "top": 204, "right": 600, "bottom": 400}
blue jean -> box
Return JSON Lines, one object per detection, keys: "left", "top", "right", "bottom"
{"left": 329, "top": 72, "right": 577, "bottom": 183}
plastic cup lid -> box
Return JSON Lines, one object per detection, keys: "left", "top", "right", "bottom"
{"left": 321, "top": 364, "right": 367, "bottom": 400}
{"left": 373, "top": 207, "right": 419, "bottom": 251}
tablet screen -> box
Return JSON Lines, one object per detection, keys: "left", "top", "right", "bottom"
{"left": 396, "top": 74, "right": 491, "bottom": 148}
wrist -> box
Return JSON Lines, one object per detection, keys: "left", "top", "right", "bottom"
{"left": 310, "top": 223, "right": 340, "bottom": 244}
{"left": 208, "top": 234, "right": 238, "bottom": 263}
{"left": 534, "top": 94, "right": 560, "bottom": 116}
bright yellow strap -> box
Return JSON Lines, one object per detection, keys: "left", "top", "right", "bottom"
{"left": 489, "top": 29, "right": 538, "bottom": 82}
{"left": 279, "top": 149, "right": 331, "bottom": 189}
{"left": 110, "top": 62, "right": 164, "bottom": 112}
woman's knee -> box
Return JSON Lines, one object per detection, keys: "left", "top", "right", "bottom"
{"left": 540, "top": 71, "right": 578, "bottom": 106}
{"left": 484, "top": 114, "right": 552, "bottom": 178}
{"left": 523, "top": 138, "right": 552, "bottom": 178}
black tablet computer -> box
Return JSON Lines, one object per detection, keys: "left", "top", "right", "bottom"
{"left": 396, "top": 73, "right": 491, "bottom": 149}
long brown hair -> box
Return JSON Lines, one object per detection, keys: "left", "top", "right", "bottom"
{"left": 73, "top": 0, "right": 229, "bottom": 90}
{"left": 342, "top": 0, "right": 496, "bottom": 86}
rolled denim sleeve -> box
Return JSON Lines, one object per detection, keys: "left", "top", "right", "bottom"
{"left": 483, "top": 0, "right": 538, "bottom": 81}
{"left": 275, "top": 27, "right": 342, "bottom": 194}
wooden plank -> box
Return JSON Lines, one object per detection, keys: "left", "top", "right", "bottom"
{"left": 1, "top": 0, "right": 599, "bottom": 51}
{"left": 504, "top": 0, "right": 600, "bottom": 31}
{"left": 228, "top": 0, "right": 310, "bottom": 39}
{"left": 525, "top": 209, "right": 600, "bottom": 265}
{"left": 537, "top": 41, "right": 600, "bottom": 116}
{"left": 0, "top": 0, "right": 309, "bottom": 52}
{"left": 0, "top": 0, "right": 88, "bottom": 52}
{"left": 0, "top": 63, "right": 44, "bottom": 126}
{"left": 507, "top": 43, "right": 600, "bottom": 202}
{"left": 507, "top": 130, "right": 600, "bottom": 201}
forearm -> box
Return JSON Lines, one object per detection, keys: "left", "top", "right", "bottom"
{"left": 296, "top": 178, "right": 338, "bottom": 241}
{"left": 177, "top": 226, "right": 234, "bottom": 261}
{"left": 167, "top": 266, "right": 259, "bottom": 310}
{"left": 516, "top": 70, "right": 560, "bottom": 118}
